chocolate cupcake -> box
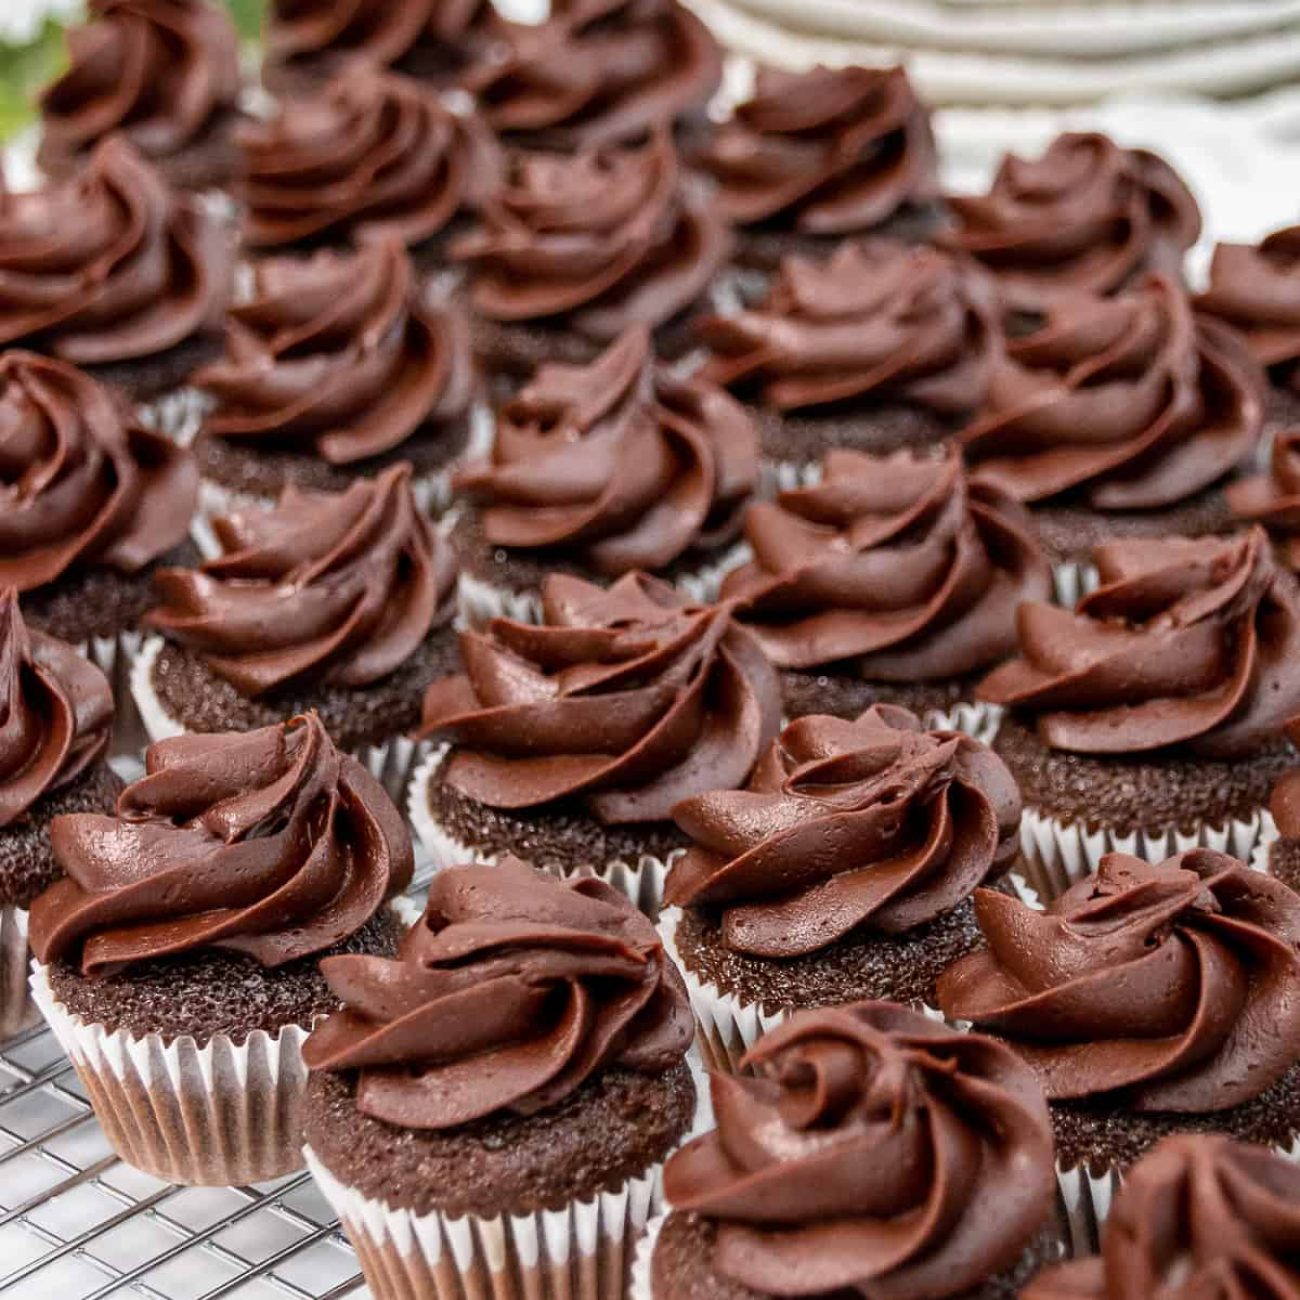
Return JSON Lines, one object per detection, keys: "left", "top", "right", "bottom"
{"left": 0, "top": 136, "right": 231, "bottom": 404}
{"left": 1227, "top": 428, "right": 1300, "bottom": 570}
{"left": 134, "top": 462, "right": 458, "bottom": 790}
{"left": 264, "top": 0, "right": 495, "bottom": 94}
{"left": 27, "top": 713, "right": 414, "bottom": 1185}
{"left": 697, "top": 63, "right": 940, "bottom": 274}
{"left": 452, "top": 325, "right": 758, "bottom": 624}
{"left": 191, "top": 236, "right": 478, "bottom": 514}
{"left": 238, "top": 62, "right": 500, "bottom": 258}
{"left": 721, "top": 446, "right": 1049, "bottom": 730}
{"left": 636, "top": 1002, "right": 1059, "bottom": 1300}
{"left": 940, "top": 131, "right": 1201, "bottom": 318}
{"left": 1258, "top": 717, "right": 1300, "bottom": 889}
{"left": 960, "top": 274, "right": 1264, "bottom": 595}
{"left": 1197, "top": 224, "right": 1300, "bottom": 435}
{"left": 0, "top": 352, "right": 200, "bottom": 680}
{"left": 698, "top": 240, "right": 1000, "bottom": 477}
{"left": 453, "top": 129, "right": 731, "bottom": 378}
{"left": 38, "top": 0, "right": 243, "bottom": 192}
{"left": 465, "top": 0, "right": 722, "bottom": 150}
{"left": 300, "top": 858, "right": 699, "bottom": 1300}
{"left": 0, "top": 593, "right": 119, "bottom": 1039}
{"left": 938, "top": 850, "right": 1300, "bottom": 1251}
{"left": 660, "top": 704, "right": 1023, "bottom": 1070}
{"left": 980, "top": 530, "right": 1300, "bottom": 896}
{"left": 412, "top": 571, "right": 781, "bottom": 912}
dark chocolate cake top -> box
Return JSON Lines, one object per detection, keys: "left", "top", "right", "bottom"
{"left": 664, "top": 704, "right": 1021, "bottom": 956}
{"left": 721, "top": 445, "right": 1049, "bottom": 674}
{"left": 303, "top": 857, "right": 693, "bottom": 1128}
{"left": 939, "top": 850, "right": 1300, "bottom": 1113}
{"left": 29, "top": 712, "right": 412, "bottom": 973}
{"left": 664, "top": 1000, "right": 1053, "bottom": 1298}
{"left": 456, "top": 324, "right": 758, "bottom": 575}
{"left": 421, "top": 571, "right": 781, "bottom": 825}
{"left": 0, "top": 351, "right": 198, "bottom": 592}
{"left": 0, "top": 592, "right": 112, "bottom": 829}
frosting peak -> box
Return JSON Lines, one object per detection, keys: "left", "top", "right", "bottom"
{"left": 664, "top": 704, "right": 1022, "bottom": 956}
{"left": 938, "top": 850, "right": 1300, "bottom": 1112}
{"left": 0, "top": 592, "right": 113, "bottom": 829}
{"left": 663, "top": 1001, "right": 1054, "bottom": 1300}
{"left": 721, "top": 446, "right": 1049, "bottom": 673}
{"left": 303, "top": 858, "right": 693, "bottom": 1128}
{"left": 148, "top": 462, "right": 455, "bottom": 696}
{"left": 699, "top": 239, "right": 999, "bottom": 415}
{"left": 979, "top": 530, "right": 1300, "bottom": 758}
{"left": 700, "top": 64, "right": 938, "bottom": 234}
{"left": 0, "top": 351, "right": 198, "bottom": 592}
{"left": 455, "top": 325, "right": 758, "bottom": 574}
{"left": 29, "top": 713, "right": 413, "bottom": 974}
{"left": 196, "top": 236, "right": 475, "bottom": 464}
{"left": 1227, "top": 429, "right": 1300, "bottom": 570}
{"left": 420, "top": 572, "right": 782, "bottom": 824}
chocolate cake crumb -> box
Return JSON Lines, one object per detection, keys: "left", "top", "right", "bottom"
{"left": 728, "top": 203, "right": 944, "bottom": 273}
{"left": 82, "top": 332, "right": 224, "bottom": 403}
{"left": 780, "top": 668, "right": 985, "bottom": 722}
{"left": 1268, "top": 838, "right": 1300, "bottom": 890}
{"left": 755, "top": 401, "right": 955, "bottom": 468}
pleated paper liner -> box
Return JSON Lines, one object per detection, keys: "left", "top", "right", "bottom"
{"left": 1, "top": 908, "right": 37, "bottom": 1041}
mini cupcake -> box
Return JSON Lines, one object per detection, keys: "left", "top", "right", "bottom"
{"left": 135, "top": 462, "right": 458, "bottom": 789}
{"left": 465, "top": 0, "right": 722, "bottom": 150}
{"left": 698, "top": 239, "right": 1000, "bottom": 476}
{"left": 938, "top": 850, "right": 1300, "bottom": 1247}
{"left": 660, "top": 703, "right": 1023, "bottom": 1070}
{"left": 940, "top": 131, "right": 1201, "bottom": 318}
{"left": 721, "top": 446, "right": 1049, "bottom": 728}
{"left": 1257, "top": 716, "right": 1300, "bottom": 890}
{"left": 301, "top": 858, "right": 699, "bottom": 1300}
{"left": 453, "top": 129, "right": 731, "bottom": 378}
{"left": 0, "top": 136, "right": 232, "bottom": 404}
{"left": 412, "top": 571, "right": 781, "bottom": 912}
{"left": 0, "top": 593, "right": 119, "bottom": 1039}
{"left": 1, "top": 352, "right": 200, "bottom": 676}
{"left": 980, "top": 530, "right": 1300, "bottom": 895}
{"left": 1227, "top": 428, "right": 1300, "bottom": 569}
{"left": 960, "top": 274, "right": 1263, "bottom": 589}
{"left": 452, "top": 324, "right": 759, "bottom": 624}
{"left": 191, "top": 236, "right": 478, "bottom": 514}
{"left": 27, "top": 712, "right": 413, "bottom": 1185}
{"left": 1197, "top": 223, "right": 1300, "bottom": 433}
{"left": 1024, "top": 1134, "right": 1300, "bottom": 1298}
{"left": 238, "top": 62, "right": 500, "bottom": 259}
{"left": 264, "top": 0, "right": 495, "bottom": 94}
{"left": 697, "top": 64, "right": 940, "bottom": 273}
{"left": 637, "top": 1002, "right": 1059, "bottom": 1300}
{"left": 38, "top": 0, "right": 244, "bottom": 193}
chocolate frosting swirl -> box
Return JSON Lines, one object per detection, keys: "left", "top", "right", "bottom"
{"left": 0, "top": 351, "right": 198, "bottom": 593}
{"left": 452, "top": 129, "right": 729, "bottom": 341}
{"left": 938, "top": 849, "right": 1300, "bottom": 1112}
{"left": 40, "top": 0, "right": 240, "bottom": 164}
{"left": 961, "top": 274, "right": 1263, "bottom": 510}
{"left": 303, "top": 857, "right": 693, "bottom": 1128}
{"left": 148, "top": 462, "right": 455, "bottom": 697}
{"left": 0, "top": 136, "right": 230, "bottom": 364}
{"left": 700, "top": 64, "right": 938, "bottom": 234}
{"left": 0, "top": 592, "right": 113, "bottom": 829}
{"left": 942, "top": 132, "right": 1202, "bottom": 314}
{"left": 466, "top": 0, "right": 722, "bottom": 149}
{"left": 29, "top": 713, "right": 413, "bottom": 975}
{"left": 720, "top": 447, "right": 1049, "bottom": 672}
{"left": 455, "top": 325, "right": 758, "bottom": 574}
{"left": 195, "top": 237, "right": 475, "bottom": 465}
{"left": 1198, "top": 225, "right": 1300, "bottom": 393}
{"left": 1024, "top": 1135, "right": 1300, "bottom": 1300}
{"left": 979, "top": 530, "right": 1300, "bottom": 759}
{"left": 664, "top": 704, "right": 1022, "bottom": 957}
{"left": 1228, "top": 429, "right": 1300, "bottom": 570}
{"left": 1268, "top": 718, "right": 1300, "bottom": 844}
{"left": 663, "top": 1001, "right": 1054, "bottom": 1299}
{"left": 420, "top": 572, "right": 782, "bottom": 824}
{"left": 239, "top": 63, "right": 500, "bottom": 249}
{"left": 699, "top": 240, "right": 999, "bottom": 415}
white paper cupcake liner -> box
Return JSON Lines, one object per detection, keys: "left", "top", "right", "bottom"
{"left": 1051, "top": 561, "right": 1101, "bottom": 608}
{"left": 1018, "top": 804, "right": 1277, "bottom": 901}
{"left": 1, "top": 907, "right": 37, "bottom": 1041}
{"left": 406, "top": 749, "right": 678, "bottom": 916}
{"left": 136, "top": 386, "right": 212, "bottom": 446}
{"left": 628, "top": 1213, "right": 663, "bottom": 1300}
{"left": 925, "top": 699, "right": 1002, "bottom": 745}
